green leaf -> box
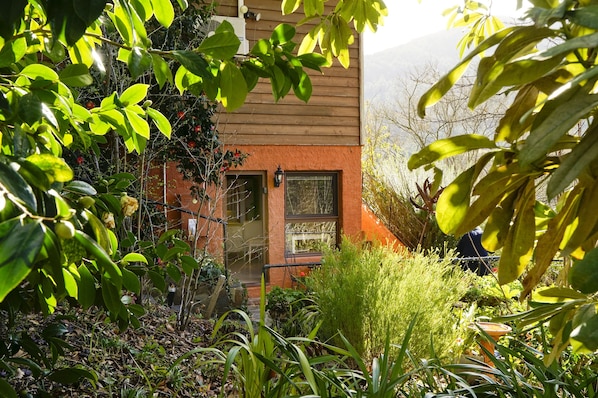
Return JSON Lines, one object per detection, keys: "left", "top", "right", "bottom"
{"left": 0, "top": 161, "right": 37, "bottom": 211}
{"left": 570, "top": 247, "right": 598, "bottom": 294}
{"left": 521, "top": 84, "right": 598, "bottom": 166}
{"left": 147, "top": 269, "right": 165, "bottom": 291}
{"left": 292, "top": 71, "right": 312, "bottom": 102}
{"left": 151, "top": 54, "right": 172, "bottom": 88}
{"left": 547, "top": 122, "right": 598, "bottom": 199}
{"left": 73, "top": 0, "right": 105, "bottom": 25}
{"left": 180, "top": 255, "right": 199, "bottom": 274}
{"left": 282, "top": 0, "right": 301, "bottom": 15}
{"left": 63, "top": 180, "right": 97, "bottom": 196}
{"left": 498, "top": 182, "right": 536, "bottom": 284}
{"left": 146, "top": 108, "right": 171, "bottom": 138}
{"left": 124, "top": 108, "right": 150, "bottom": 139}
{"left": 122, "top": 268, "right": 140, "bottom": 295}
{"left": 197, "top": 20, "right": 241, "bottom": 59}
{"left": 435, "top": 166, "right": 476, "bottom": 235}
{"left": 0, "top": 0, "right": 26, "bottom": 40}
{"left": 59, "top": 64, "right": 93, "bottom": 87}
{"left": 0, "top": 218, "right": 45, "bottom": 301}
{"left": 20, "top": 63, "right": 59, "bottom": 81}
{"left": 128, "top": 47, "right": 152, "bottom": 80}
{"left": 47, "top": 366, "right": 97, "bottom": 385}
{"left": 77, "top": 264, "right": 96, "bottom": 309}
{"left": 417, "top": 27, "right": 517, "bottom": 117}
{"left": 172, "top": 50, "right": 211, "bottom": 80}
{"left": 408, "top": 134, "right": 496, "bottom": 170}
{"left": 101, "top": 275, "right": 123, "bottom": 315}
{"left": 18, "top": 93, "right": 44, "bottom": 126}
{"left": 122, "top": 253, "right": 148, "bottom": 264}
{"left": 219, "top": 60, "right": 248, "bottom": 111}
{"left": 0, "top": 378, "right": 18, "bottom": 398}
{"left": 74, "top": 230, "right": 121, "bottom": 287}
{"left": 166, "top": 264, "right": 181, "bottom": 283}
{"left": 119, "top": 84, "right": 149, "bottom": 106}
{"left": 571, "top": 313, "right": 598, "bottom": 351}
{"left": 271, "top": 23, "right": 296, "bottom": 44}
{"left": 0, "top": 37, "right": 26, "bottom": 67}
{"left": 534, "top": 287, "right": 588, "bottom": 302}
{"left": 150, "top": 0, "right": 174, "bottom": 27}
{"left": 26, "top": 153, "right": 74, "bottom": 183}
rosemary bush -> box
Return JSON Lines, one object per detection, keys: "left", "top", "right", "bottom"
{"left": 309, "top": 238, "right": 474, "bottom": 362}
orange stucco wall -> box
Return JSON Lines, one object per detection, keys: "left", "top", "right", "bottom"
{"left": 150, "top": 144, "right": 362, "bottom": 291}
{"left": 228, "top": 144, "right": 362, "bottom": 287}
{"left": 361, "top": 203, "right": 404, "bottom": 250}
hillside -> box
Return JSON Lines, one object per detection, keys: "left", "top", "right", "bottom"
{"left": 364, "top": 29, "right": 464, "bottom": 103}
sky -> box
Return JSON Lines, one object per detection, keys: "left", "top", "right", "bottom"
{"left": 363, "top": 0, "right": 529, "bottom": 55}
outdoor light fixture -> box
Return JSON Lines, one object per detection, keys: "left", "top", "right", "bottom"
{"left": 274, "top": 165, "right": 284, "bottom": 187}
{"left": 240, "top": 5, "right": 261, "bottom": 21}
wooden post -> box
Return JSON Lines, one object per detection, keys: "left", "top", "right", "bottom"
{"left": 205, "top": 275, "right": 226, "bottom": 319}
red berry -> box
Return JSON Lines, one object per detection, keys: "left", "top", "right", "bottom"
{"left": 77, "top": 156, "right": 84, "bottom": 164}
{"left": 188, "top": 141, "right": 196, "bottom": 148}
{"left": 177, "top": 111, "right": 185, "bottom": 119}
{"left": 85, "top": 101, "right": 94, "bottom": 109}
{"left": 194, "top": 125, "right": 201, "bottom": 132}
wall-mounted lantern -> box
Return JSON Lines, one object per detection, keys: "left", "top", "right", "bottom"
{"left": 240, "top": 5, "right": 261, "bottom": 21}
{"left": 274, "top": 165, "right": 284, "bottom": 188}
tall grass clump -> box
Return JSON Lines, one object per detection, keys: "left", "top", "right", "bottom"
{"left": 309, "top": 238, "right": 474, "bottom": 362}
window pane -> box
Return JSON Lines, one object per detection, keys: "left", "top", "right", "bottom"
{"left": 285, "top": 221, "right": 337, "bottom": 254}
{"left": 226, "top": 176, "right": 260, "bottom": 224}
{"left": 285, "top": 174, "right": 336, "bottom": 216}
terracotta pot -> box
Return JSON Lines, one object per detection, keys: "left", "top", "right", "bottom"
{"left": 471, "top": 322, "right": 512, "bottom": 366}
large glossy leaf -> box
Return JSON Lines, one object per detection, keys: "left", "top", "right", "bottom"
{"left": 127, "top": 47, "right": 152, "bottom": 80}
{"left": 0, "top": 0, "right": 26, "bottom": 40}
{"left": 522, "top": 190, "right": 580, "bottom": 297}
{"left": 119, "top": 84, "right": 149, "bottom": 106}
{"left": 20, "top": 63, "right": 59, "bottom": 81}
{"left": 0, "top": 218, "right": 45, "bottom": 301}
{"left": 122, "top": 268, "right": 140, "bottom": 295}
{"left": 562, "top": 182, "right": 598, "bottom": 257}
{"left": 482, "top": 192, "right": 517, "bottom": 252}
{"left": 570, "top": 247, "right": 598, "bottom": 294}
{"left": 521, "top": 84, "right": 598, "bottom": 166}
{"left": 101, "top": 275, "right": 123, "bottom": 315}
{"left": 219, "top": 60, "right": 247, "bottom": 111}
{"left": 496, "top": 84, "right": 539, "bottom": 143}
{"left": 498, "top": 182, "right": 536, "bottom": 284}
{"left": 77, "top": 264, "right": 96, "bottom": 309}
{"left": 408, "top": 134, "right": 496, "bottom": 170}
{"left": 417, "top": 27, "right": 517, "bottom": 117}
{"left": 0, "top": 37, "right": 27, "bottom": 68}
{"left": 0, "top": 161, "right": 37, "bottom": 211}
{"left": 151, "top": 53, "right": 172, "bottom": 88}
{"left": 547, "top": 123, "right": 598, "bottom": 199}
{"left": 435, "top": 166, "right": 476, "bottom": 235}
{"left": 172, "top": 50, "right": 211, "bottom": 80}
{"left": 26, "top": 153, "right": 74, "bottom": 183}
{"left": 197, "top": 21, "right": 241, "bottom": 59}
{"left": 570, "top": 313, "right": 598, "bottom": 351}
{"left": 150, "top": 0, "right": 174, "bottom": 27}
{"left": 57, "top": 64, "right": 92, "bottom": 87}
{"left": 146, "top": 108, "right": 171, "bottom": 138}
{"left": 74, "top": 230, "right": 121, "bottom": 288}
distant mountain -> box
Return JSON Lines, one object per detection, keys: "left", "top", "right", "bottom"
{"left": 364, "top": 29, "right": 465, "bottom": 102}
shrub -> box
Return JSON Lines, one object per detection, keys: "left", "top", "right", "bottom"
{"left": 309, "top": 238, "right": 475, "bottom": 362}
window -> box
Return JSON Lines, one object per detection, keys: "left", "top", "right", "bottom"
{"left": 285, "top": 173, "right": 338, "bottom": 255}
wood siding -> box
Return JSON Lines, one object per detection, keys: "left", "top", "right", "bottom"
{"left": 214, "top": 0, "right": 362, "bottom": 146}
